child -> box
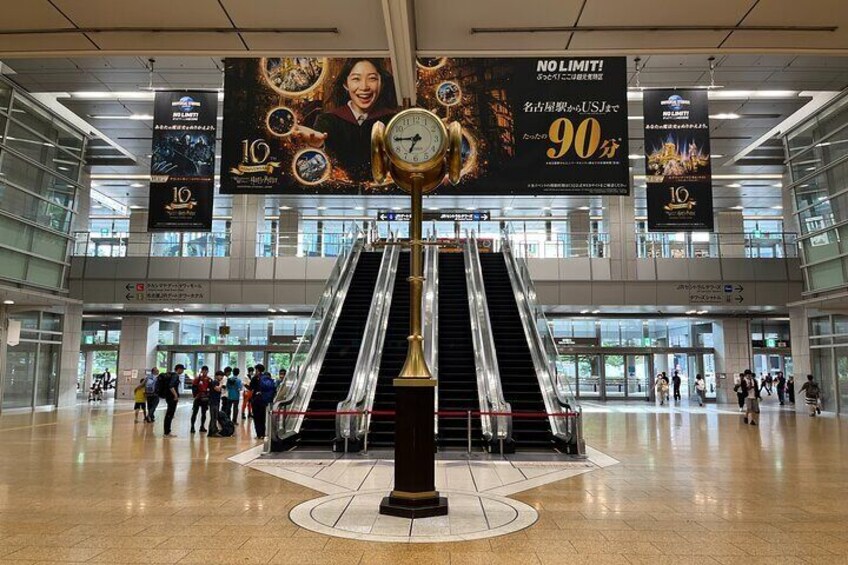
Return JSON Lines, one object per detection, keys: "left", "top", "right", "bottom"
{"left": 133, "top": 378, "right": 148, "bottom": 423}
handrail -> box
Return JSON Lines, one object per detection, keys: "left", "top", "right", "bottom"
{"left": 464, "top": 231, "right": 511, "bottom": 445}
{"left": 268, "top": 227, "right": 365, "bottom": 449}
{"left": 501, "top": 226, "right": 584, "bottom": 454}
{"left": 336, "top": 237, "right": 400, "bottom": 446}
{"left": 423, "top": 233, "right": 439, "bottom": 436}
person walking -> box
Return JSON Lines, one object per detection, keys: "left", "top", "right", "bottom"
{"left": 190, "top": 366, "right": 212, "bottom": 434}
{"left": 242, "top": 366, "right": 255, "bottom": 421}
{"left": 226, "top": 368, "right": 242, "bottom": 424}
{"left": 763, "top": 373, "right": 773, "bottom": 396}
{"left": 655, "top": 373, "right": 669, "bottom": 406}
{"left": 160, "top": 364, "right": 183, "bottom": 438}
{"left": 694, "top": 374, "right": 707, "bottom": 407}
{"left": 207, "top": 371, "right": 225, "bottom": 437}
{"left": 787, "top": 374, "right": 796, "bottom": 405}
{"left": 741, "top": 371, "right": 760, "bottom": 426}
{"left": 734, "top": 373, "right": 746, "bottom": 411}
{"left": 775, "top": 371, "right": 787, "bottom": 406}
{"left": 799, "top": 374, "right": 821, "bottom": 417}
{"left": 251, "top": 364, "right": 275, "bottom": 440}
{"left": 672, "top": 371, "right": 682, "bottom": 402}
{"left": 144, "top": 368, "right": 160, "bottom": 423}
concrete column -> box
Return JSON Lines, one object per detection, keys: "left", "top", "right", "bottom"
{"left": 712, "top": 318, "right": 753, "bottom": 404}
{"left": 569, "top": 209, "right": 590, "bottom": 257}
{"left": 229, "top": 195, "right": 264, "bottom": 278}
{"left": 57, "top": 304, "right": 83, "bottom": 407}
{"left": 605, "top": 194, "right": 637, "bottom": 279}
{"left": 715, "top": 210, "right": 745, "bottom": 258}
{"left": 116, "top": 316, "right": 158, "bottom": 400}
{"left": 278, "top": 209, "right": 301, "bottom": 256}
{"left": 128, "top": 209, "right": 151, "bottom": 257}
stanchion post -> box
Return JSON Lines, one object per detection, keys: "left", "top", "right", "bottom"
{"left": 363, "top": 410, "right": 369, "bottom": 455}
{"left": 466, "top": 410, "right": 472, "bottom": 454}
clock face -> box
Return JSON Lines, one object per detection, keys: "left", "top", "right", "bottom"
{"left": 387, "top": 111, "right": 444, "bottom": 165}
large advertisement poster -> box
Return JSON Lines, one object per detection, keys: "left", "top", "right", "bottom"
{"left": 220, "top": 57, "right": 629, "bottom": 196}
{"left": 416, "top": 57, "right": 630, "bottom": 195}
{"left": 643, "top": 89, "right": 714, "bottom": 231}
{"left": 220, "top": 58, "right": 398, "bottom": 195}
{"left": 148, "top": 91, "right": 217, "bottom": 231}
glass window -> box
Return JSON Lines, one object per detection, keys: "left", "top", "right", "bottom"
{"left": 35, "top": 343, "right": 60, "bottom": 406}
{"left": 2, "top": 341, "right": 37, "bottom": 409}
{"left": 600, "top": 321, "right": 621, "bottom": 347}
{"left": 0, "top": 247, "right": 28, "bottom": 281}
{"left": 668, "top": 322, "right": 691, "bottom": 347}
{"left": 0, "top": 151, "right": 77, "bottom": 208}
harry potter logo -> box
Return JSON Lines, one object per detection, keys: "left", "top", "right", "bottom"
{"left": 663, "top": 186, "right": 697, "bottom": 211}
{"left": 165, "top": 186, "right": 198, "bottom": 211}
{"left": 230, "top": 138, "right": 282, "bottom": 175}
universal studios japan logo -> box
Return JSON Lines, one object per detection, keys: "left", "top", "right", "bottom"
{"left": 660, "top": 94, "right": 690, "bottom": 120}
{"left": 171, "top": 95, "right": 201, "bottom": 121}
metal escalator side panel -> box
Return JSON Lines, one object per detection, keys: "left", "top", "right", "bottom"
{"left": 270, "top": 234, "right": 365, "bottom": 446}
{"left": 336, "top": 241, "right": 401, "bottom": 446}
{"left": 424, "top": 242, "right": 439, "bottom": 436}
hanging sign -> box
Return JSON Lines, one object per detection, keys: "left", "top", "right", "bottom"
{"left": 377, "top": 210, "right": 491, "bottom": 222}
{"left": 148, "top": 91, "right": 218, "bottom": 231}
{"left": 644, "top": 89, "right": 714, "bottom": 231}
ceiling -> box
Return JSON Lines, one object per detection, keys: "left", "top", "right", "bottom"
{"left": 1, "top": 0, "right": 847, "bottom": 217}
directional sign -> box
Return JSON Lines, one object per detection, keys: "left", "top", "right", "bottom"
{"left": 378, "top": 210, "right": 491, "bottom": 222}
{"left": 676, "top": 283, "right": 745, "bottom": 305}
{"left": 120, "top": 281, "right": 209, "bottom": 303}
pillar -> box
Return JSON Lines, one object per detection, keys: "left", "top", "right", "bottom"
{"left": 57, "top": 304, "right": 83, "bottom": 407}
{"left": 789, "top": 306, "right": 813, "bottom": 412}
{"left": 568, "top": 209, "right": 590, "bottom": 257}
{"left": 605, "top": 194, "right": 637, "bottom": 278}
{"left": 0, "top": 305, "right": 7, "bottom": 409}
{"left": 229, "top": 195, "right": 264, "bottom": 278}
{"left": 74, "top": 171, "right": 92, "bottom": 233}
{"left": 715, "top": 210, "right": 744, "bottom": 258}
{"left": 116, "top": 316, "right": 158, "bottom": 400}
{"left": 128, "top": 209, "right": 151, "bottom": 257}
{"left": 712, "top": 318, "right": 752, "bottom": 403}
{"left": 278, "top": 209, "right": 301, "bottom": 256}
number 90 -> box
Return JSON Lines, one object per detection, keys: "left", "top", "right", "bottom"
{"left": 546, "top": 117, "right": 602, "bottom": 159}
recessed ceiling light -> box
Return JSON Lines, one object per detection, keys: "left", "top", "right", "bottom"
{"left": 697, "top": 310, "right": 708, "bottom": 315}
{"left": 628, "top": 154, "right": 643, "bottom": 160}
{"left": 731, "top": 205, "right": 744, "bottom": 210}
{"left": 267, "top": 308, "right": 276, "bottom": 313}
{"left": 465, "top": 207, "right": 475, "bottom": 211}
{"left": 503, "top": 206, "right": 514, "bottom": 211}
{"left": 278, "top": 308, "right": 288, "bottom": 313}
{"left": 771, "top": 205, "right": 783, "bottom": 210}
{"left": 772, "top": 183, "right": 783, "bottom": 188}
{"left": 316, "top": 206, "right": 327, "bottom": 211}
{"left": 578, "top": 206, "right": 590, "bottom": 211}
{"left": 727, "top": 183, "right": 742, "bottom": 188}
{"left": 709, "top": 113, "right": 741, "bottom": 120}
{"left": 89, "top": 114, "right": 153, "bottom": 120}
{"left": 129, "top": 205, "right": 144, "bottom": 210}
{"left": 279, "top": 205, "right": 291, "bottom": 210}
{"left": 580, "top": 309, "right": 590, "bottom": 314}
{"left": 354, "top": 206, "right": 365, "bottom": 211}
{"left": 163, "top": 308, "right": 174, "bottom": 313}
{"left": 427, "top": 206, "right": 439, "bottom": 211}
{"left": 130, "top": 183, "right": 145, "bottom": 188}
{"left": 686, "top": 310, "right": 697, "bottom": 315}
{"left": 591, "top": 309, "right": 601, "bottom": 314}
{"left": 174, "top": 308, "right": 184, "bottom": 313}
{"left": 711, "top": 154, "right": 724, "bottom": 158}
{"left": 3, "top": 299, "right": 13, "bottom": 305}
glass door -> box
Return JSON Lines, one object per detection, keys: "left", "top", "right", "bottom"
{"left": 703, "top": 353, "right": 716, "bottom": 399}
{"left": 627, "top": 354, "right": 651, "bottom": 399}
{"left": 603, "top": 354, "right": 626, "bottom": 398}
{"left": 268, "top": 352, "right": 292, "bottom": 376}
{"left": 577, "top": 354, "right": 601, "bottom": 398}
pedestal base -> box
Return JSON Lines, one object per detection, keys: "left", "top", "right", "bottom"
{"left": 379, "top": 493, "right": 449, "bottom": 519}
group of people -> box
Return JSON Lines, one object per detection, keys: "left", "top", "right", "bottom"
{"left": 734, "top": 370, "right": 821, "bottom": 425}
{"left": 132, "top": 363, "right": 289, "bottom": 440}
{"left": 654, "top": 371, "right": 709, "bottom": 406}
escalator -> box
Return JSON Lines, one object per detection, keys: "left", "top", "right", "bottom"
{"left": 479, "top": 253, "right": 553, "bottom": 450}
{"left": 436, "top": 253, "right": 481, "bottom": 449}
{"left": 367, "top": 252, "right": 410, "bottom": 448}
{"left": 294, "top": 251, "right": 383, "bottom": 448}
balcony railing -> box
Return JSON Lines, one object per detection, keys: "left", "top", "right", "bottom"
{"left": 73, "top": 231, "right": 230, "bottom": 258}
{"left": 256, "top": 231, "right": 351, "bottom": 258}
{"left": 636, "top": 232, "right": 798, "bottom": 259}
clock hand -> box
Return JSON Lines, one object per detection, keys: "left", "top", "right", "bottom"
{"left": 407, "top": 133, "right": 422, "bottom": 152}
{"left": 393, "top": 136, "right": 416, "bottom": 141}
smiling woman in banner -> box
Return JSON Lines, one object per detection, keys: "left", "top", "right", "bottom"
{"left": 291, "top": 58, "right": 397, "bottom": 183}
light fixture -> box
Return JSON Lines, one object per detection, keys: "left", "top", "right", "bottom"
{"left": 578, "top": 206, "right": 590, "bottom": 211}
{"left": 697, "top": 310, "right": 708, "bottom": 315}
{"left": 503, "top": 206, "right": 514, "bottom": 211}
{"left": 130, "top": 183, "right": 145, "bottom": 188}
{"left": 174, "top": 308, "right": 184, "bottom": 313}
{"left": 731, "top": 205, "right": 744, "bottom": 210}
{"left": 727, "top": 183, "right": 743, "bottom": 188}
{"left": 709, "top": 113, "right": 741, "bottom": 120}
{"left": 163, "top": 308, "right": 174, "bottom": 313}
{"left": 3, "top": 299, "right": 13, "bottom": 305}
{"left": 129, "top": 205, "right": 144, "bottom": 210}
{"left": 591, "top": 309, "right": 601, "bottom": 314}
{"left": 316, "top": 206, "right": 327, "bottom": 211}
{"left": 279, "top": 205, "right": 291, "bottom": 210}
{"left": 580, "top": 309, "right": 590, "bottom": 314}
{"left": 711, "top": 154, "right": 724, "bottom": 158}
{"left": 773, "top": 183, "right": 783, "bottom": 188}
{"left": 278, "top": 308, "right": 288, "bottom": 313}
{"left": 771, "top": 205, "right": 784, "bottom": 210}
{"left": 268, "top": 308, "right": 276, "bottom": 313}
{"left": 628, "top": 154, "right": 643, "bottom": 160}
{"left": 354, "top": 206, "right": 365, "bottom": 211}
{"left": 426, "top": 206, "right": 439, "bottom": 211}
{"left": 392, "top": 206, "right": 401, "bottom": 211}
{"left": 89, "top": 114, "right": 154, "bottom": 120}
{"left": 465, "top": 206, "right": 475, "bottom": 211}
{"left": 686, "top": 310, "right": 697, "bottom": 315}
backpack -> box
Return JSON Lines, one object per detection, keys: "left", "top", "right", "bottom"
{"left": 259, "top": 375, "right": 276, "bottom": 404}
{"left": 156, "top": 373, "right": 174, "bottom": 399}
{"left": 144, "top": 374, "right": 157, "bottom": 396}
{"left": 808, "top": 382, "right": 820, "bottom": 398}
{"left": 217, "top": 410, "right": 235, "bottom": 437}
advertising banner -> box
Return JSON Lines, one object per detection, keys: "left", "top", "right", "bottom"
{"left": 220, "top": 57, "right": 398, "bottom": 195}
{"left": 148, "top": 91, "right": 218, "bottom": 231}
{"left": 220, "top": 57, "right": 629, "bottom": 196}
{"left": 416, "top": 57, "right": 630, "bottom": 195}
{"left": 643, "top": 89, "right": 714, "bottom": 231}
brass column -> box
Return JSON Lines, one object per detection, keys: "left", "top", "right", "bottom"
{"left": 399, "top": 174, "right": 431, "bottom": 379}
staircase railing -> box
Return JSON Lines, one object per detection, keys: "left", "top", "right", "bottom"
{"left": 267, "top": 227, "right": 366, "bottom": 451}
{"left": 336, "top": 237, "right": 400, "bottom": 448}
{"left": 423, "top": 233, "right": 439, "bottom": 436}
{"left": 500, "top": 227, "right": 585, "bottom": 455}
{"left": 464, "top": 231, "right": 511, "bottom": 447}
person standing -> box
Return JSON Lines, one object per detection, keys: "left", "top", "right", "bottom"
{"left": 161, "top": 364, "right": 183, "bottom": 438}
{"left": 190, "top": 366, "right": 212, "bottom": 434}
{"left": 694, "top": 374, "right": 706, "bottom": 407}
{"left": 742, "top": 371, "right": 760, "bottom": 426}
{"left": 242, "top": 366, "right": 255, "bottom": 421}
{"left": 226, "top": 368, "right": 242, "bottom": 424}
{"left": 775, "top": 371, "right": 787, "bottom": 406}
{"left": 144, "top": 368, "right": 160, "bottom": 423}
{"left": 251, "top": 364, "right": 275, "bottom": 440}
{"left": 133, "top": 378, "right": 148, "bottom": 423}
{"left": 276, "top": 368, "right": 287, "bottom": 390}
{"left": 799, "top": 374, "right": 821, "bottom": 417}
{"left": 734, "top": 373, "right": 746, "bottom": 411}
{"left": 220, "top": 366, "right": 233, "bottom": 415}
{"left": 207, "top": 371, "right": 225, "bottom": 437}
{"left": 672, "top": 371, "right": 682, "bottom": 402}
{"left": 787, "top": 374, "right": 796, "bottom": 405}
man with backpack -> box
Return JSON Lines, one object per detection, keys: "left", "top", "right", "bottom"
{"left": 144, "top": 368, "right": 160, "bottom": 423}
{"left": 250, "top": 363, "right": 276, "bottom": 440}
{"left": 799, "top": 374, "right": 821, "bottom": 417}
{"left": 190, "top": 366, "right": 212, "bottom": 434}
{"left": 158, "top": 364, "right": 183, "bottom": 438}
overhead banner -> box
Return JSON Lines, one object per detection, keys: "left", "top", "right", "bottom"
{"left": 148, "top": 91, "right": 217, "bottom": 231}
{"left": 220, "top": 57, "right": 398, "bottom": 195}
{"left": 643, "top": 89, "right": 714, "bottom": 231}
{"left": 220, "top": 57, "right": 629, "bottom": 196}
{"left": 416, "top": 57, "right": 630, "bottom": 195}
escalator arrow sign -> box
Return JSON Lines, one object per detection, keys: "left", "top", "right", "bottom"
{"left": 735, "top": 295, "right": 744, "bottom": 303}
{"left": 735, "top": 284, "right": 744, "bottom": 292}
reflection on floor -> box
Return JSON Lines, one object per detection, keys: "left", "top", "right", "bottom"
{"left": 0, "top": 399, "right": 846, "bottom": 563}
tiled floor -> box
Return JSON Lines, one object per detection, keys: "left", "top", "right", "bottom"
{"left": 0, "top": 399, "right": 846, "bottom": 563}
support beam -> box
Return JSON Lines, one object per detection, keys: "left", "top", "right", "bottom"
{"left": 381, "top": 0, "right": 417, "bottom": 105}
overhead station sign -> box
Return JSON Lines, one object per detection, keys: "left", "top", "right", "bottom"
{"left": 377, "top": 210, "right": 491, "bottom": 222}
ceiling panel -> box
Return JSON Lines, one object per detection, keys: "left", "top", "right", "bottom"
{"left": 578, "top": 0, "right": 756, "bottom": 26}
{"left": 416, "top": 0, "right": 583, "bottom": 51}
{"left": 51, "top": 0, "right": 232, "bottom": 28}
{"left": 0, "top": 33, "right": 95, "bottom": 53}
{"left": 86, "top": 32, "right": 247, "bottom": 52}
{"left": 0, "top": 1, "right": 74, "bottom": 30}
{"left": 569, "top": 30, "right": 726, "bottom": 50}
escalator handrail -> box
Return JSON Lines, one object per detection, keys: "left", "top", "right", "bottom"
{"left": 464, "top": 231, "right": 511, "bottom": 443}
{"left": 336, "top": 237, "right": 400, "bottom": 443}
{"left": 500, "top": 227, "right": 580, "bottom": 443}
{"left": 268, "top": 227, "right": 366, "bottom": 446}
{"left": 424, "top": 233, "right": 439, "bottom": 436}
